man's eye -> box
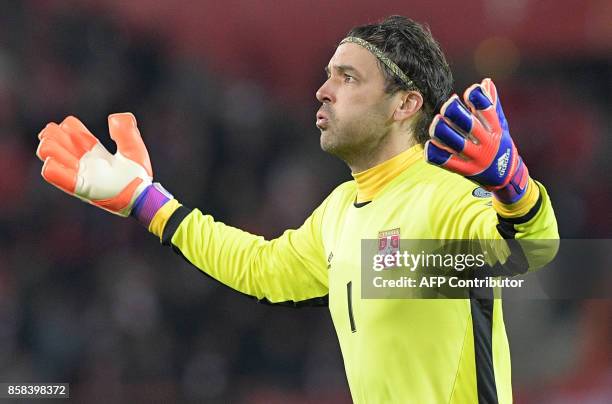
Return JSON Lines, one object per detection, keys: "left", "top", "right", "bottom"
{"left": 344, "top": 74, "right": 355, "bottom": 83}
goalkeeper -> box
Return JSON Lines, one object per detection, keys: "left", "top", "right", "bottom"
{"left": 36, "top": 16, "right": 558, "bottom": 404}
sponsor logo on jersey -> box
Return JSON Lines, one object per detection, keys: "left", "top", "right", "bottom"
{"left": 497, "top": 148, "right": 510, "bottom": 177}
{"left": 378, "top": 228, "right": 400, "bottom": 269}
{"left": 472, "top": 187, "right": 492, "bottom": 198}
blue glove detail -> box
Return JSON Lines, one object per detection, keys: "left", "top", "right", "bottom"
{"left": 424, "top": 78, "right": 530, "bottom": 204}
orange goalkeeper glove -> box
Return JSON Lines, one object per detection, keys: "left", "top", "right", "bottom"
{"left": 36, "top": 113, "right": 172, "bottom": 222}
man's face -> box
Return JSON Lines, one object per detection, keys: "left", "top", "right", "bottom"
{"left": 316, "top": 43, "right": 396, "bottom": 163}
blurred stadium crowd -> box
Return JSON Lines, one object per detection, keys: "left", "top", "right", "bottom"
{"left": 0, "top": 1, "right": 610, "bottom": 402}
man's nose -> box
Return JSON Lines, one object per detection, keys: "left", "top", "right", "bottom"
{"left": 316, "top": 79, "right": 335, "bottom": 103}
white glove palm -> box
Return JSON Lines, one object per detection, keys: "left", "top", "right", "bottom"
{"left": 36, "top": 113, "right": 153, "bottom": 216}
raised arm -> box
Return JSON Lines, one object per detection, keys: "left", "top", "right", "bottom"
{"left": 425, "top": 79, "right": 559, "bottom": 270}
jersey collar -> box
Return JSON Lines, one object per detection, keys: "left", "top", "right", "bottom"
{"left": 352, "top": 144, "right": 423, "bottom": 204}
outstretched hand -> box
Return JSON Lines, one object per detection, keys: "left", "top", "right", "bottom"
{"left": 424, "top": 78, "right": 529, "bottom": 204}
{"left": 36, "top": 113, "right": 153, "bottom": 216}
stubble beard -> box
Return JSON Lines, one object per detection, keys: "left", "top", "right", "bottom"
{"left": 320, "top": 108, "right": 391, "bottom": 166}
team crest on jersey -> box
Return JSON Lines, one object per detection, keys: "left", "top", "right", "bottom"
{"left": 378, "top": 228, "right": 400, "bottom": 269}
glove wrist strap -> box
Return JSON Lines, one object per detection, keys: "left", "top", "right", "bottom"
{"left": 493, "top": 157, "right": 529, "bottom": 204}
{"left": 131, "top": 183, "right": 173, "bottom": 228}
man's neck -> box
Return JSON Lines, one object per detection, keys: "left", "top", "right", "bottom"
{"left": 349, "top": 134, "right": 417, "bottom": 174}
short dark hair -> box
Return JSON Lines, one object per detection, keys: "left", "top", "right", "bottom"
{"left": 347, "top": 16, "right": 453, "bottom": 144}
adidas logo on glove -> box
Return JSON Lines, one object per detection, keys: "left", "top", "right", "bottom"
{"left": 497, "top": 148, "right": 510, "bottom": 177}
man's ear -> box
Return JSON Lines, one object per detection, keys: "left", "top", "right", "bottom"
{"left": 393, "top": 91, "right": 424, "bottom": 122}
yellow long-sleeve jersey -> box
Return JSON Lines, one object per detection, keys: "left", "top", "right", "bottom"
{"left": 149, "top": 144, "right": 558, "bottom": 403}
